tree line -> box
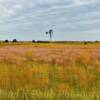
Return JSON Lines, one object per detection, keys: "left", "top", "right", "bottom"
{"left": 3, "top": 29, "right": 54, "bottom": 43}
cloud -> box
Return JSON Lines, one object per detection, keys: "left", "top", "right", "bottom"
{"left": 0, "top": 0, "right": 100, "bottom": 40}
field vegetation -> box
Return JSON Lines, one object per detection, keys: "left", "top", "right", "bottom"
{"left": 0, "top": 42, "right": 100, "bottom": 99}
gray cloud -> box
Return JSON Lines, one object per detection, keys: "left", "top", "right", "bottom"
{"left": 0, "top": 0, "right": 100, "bottom": 40}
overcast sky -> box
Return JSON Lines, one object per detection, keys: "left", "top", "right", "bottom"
{"left": 0, "top": 0, "right": 100, "bottom": 41}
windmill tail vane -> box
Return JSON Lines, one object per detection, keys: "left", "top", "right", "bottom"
{"left": 46, "top": 32, "right": 48, "bottom": 35}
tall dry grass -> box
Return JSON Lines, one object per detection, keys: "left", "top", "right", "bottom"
{"left": 0, "top": 43, "right": 100, "bottom": 99}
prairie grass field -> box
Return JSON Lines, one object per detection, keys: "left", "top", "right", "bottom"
{"left": 0, "top": 42, "right": 100, "bottom": 100}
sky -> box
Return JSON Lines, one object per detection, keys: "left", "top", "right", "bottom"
{"left": 0, "top": 0, "right": 100, "bottom": 41}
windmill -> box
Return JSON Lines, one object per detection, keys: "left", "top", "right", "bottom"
{"left": 46, "top": 29, "right": 53, "bottom": 41}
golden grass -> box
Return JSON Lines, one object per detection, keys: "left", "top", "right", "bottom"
{"left": 0, "top": 43, "right": 100, "bottom": 99}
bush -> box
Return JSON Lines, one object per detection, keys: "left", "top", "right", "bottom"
{"left": 95, "top": 41, "right": 99, "bottom": 43}
{"left": 37, "top": 41, "right": 49, "bottom": 43}
{"left": 5, "top": 40, "right": 9, "bottom": 43}
{"left": 84, "top": 42, "right": 87, "bottom": 45}
{"left": 12, "top": 39, "right": 18, "bottom": 42}
{"left": 32, "top": 40, "right": 35, "bottom": 43}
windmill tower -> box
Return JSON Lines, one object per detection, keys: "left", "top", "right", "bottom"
{"left": 46, "top": 29, "right": 53, "bottom": 41}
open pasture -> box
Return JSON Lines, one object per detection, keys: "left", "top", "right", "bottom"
{"left": 0, "top": 43, "right": 100, "bottom": 99}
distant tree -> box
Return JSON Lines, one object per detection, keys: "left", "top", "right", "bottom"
{"left": 84, "top": 42, "right": 87, "bottom": 45}
{"left": 95, "top": 41, "right": 99, "bottom": 43}
{"left": 46, "top": 29, "right": 53, "bottom": 41}
{"left": 12, "top": 39, "right": 18, "bottom": 42}
{"left": 5, "top": 40, "right": 9, "bottom": 43}
{"left": 37, "top": 40, "right": 49, "bottom": 43}
{"left": 32, "top": 40, "right": 35, "bottom": 43}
